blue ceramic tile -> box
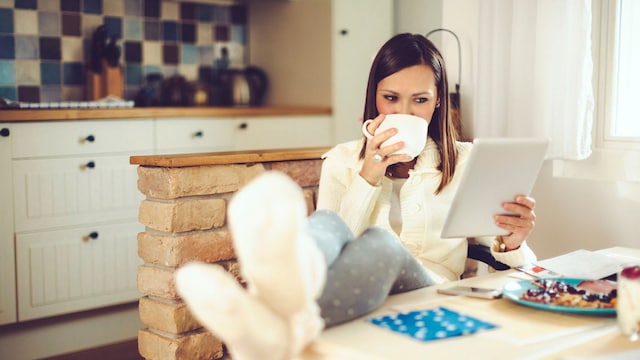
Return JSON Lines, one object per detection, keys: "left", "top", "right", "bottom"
{"left": 41, "top": 84, "right": 63, "bottom": 102}
{"left": 230, "top": 25, "right": 245, "bottom": 45}
{"left": 143, "top": 0, "right": 159, "bottom": 18}
{"left": 60, "top": 0, "right": 80, "bottom": 12}
{"left": 0, "top": 35, "right": 15, "bottom": 59}
{"left": 41, "top": 61, "right": 61, "bottom": 84}
{"left": 212, "top": 5, "right": 230, "bottom": 23}
{"left": 124, "top": 17, "right": 142, "bottom": 40}
{"left": 83, "top": 0, "right": 102, "bottom": 14}
{"left": 162, "top": 21, "right": 178, "bottom": 42}
{"left": 15, "top": 35, "right": 38, "bottom": 59}
{"left": 180, "top": 44, "right": 196, "bottom": 64}
{"left": 63, "top": 61, "right": 83, "bottom": 84}
{"left": 0, "top": 8, "right": 14, "bottom": 33}
{"left": 104, "top": 16, "right": 122, "bottom": 38}
{"left": 15, "top": 0, "right": 37, "bottom": 10}
{"left": 0, "top": 61, "right": 16, "bottom": 85}
{"left": 39, "top": 37, "right": 61, "bottom": 60}
{"left": 125, "top": 64, "right": 142, "bottom": 85}
{"left": 0, "top": 86, "right": 17, "bottom": 101}
{"left": 38, "top": 11, "right": 61, "bottom": 36}
{"left": 143, "top": 64, "right": 161, "bottom": 76}
{"left": 124, "top": 0, "right": 141, "bottom": 17}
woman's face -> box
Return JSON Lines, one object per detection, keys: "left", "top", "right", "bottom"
{"left": 375, "top": 64, "right": 439, "bottom": 123}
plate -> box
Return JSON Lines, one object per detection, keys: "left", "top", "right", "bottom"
{"left": 502, "top": 278, "right": 616, "bottom": 315}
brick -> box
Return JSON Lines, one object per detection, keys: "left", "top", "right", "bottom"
{"left": 137, "top": 164, "right": 266, "bottom": 199}
{"left": 139, "top": 296, "right": 201, "bottom": 334}
{"left": 138, "top": 229, "right": 235, "bottom": 267}
{"left": 138, "top": 264, "right": 180, "bottom": 300}
{"left": 303, "top": 189, "right": 316, "bottom": 215}
{"left": 271, "top": 159, "right": 322, "bottom": 187}
{"left": 138, "top": 328, "right": 223, "bottom": 360}
{"left": 139, "top": 198, "right": 226, "bottom": 233}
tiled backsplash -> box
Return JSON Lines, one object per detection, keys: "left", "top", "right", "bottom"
{"left": 0, "top": 0, "right": 247, "bottom": 102}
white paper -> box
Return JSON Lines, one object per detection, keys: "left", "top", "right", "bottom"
{"left": 533, "top": 249, "right": 622, "bottom": 279}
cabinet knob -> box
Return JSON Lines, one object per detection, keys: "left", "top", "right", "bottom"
{"left": 193, "top": 130, "right": 204, "bottom": 138}
{"left": 0, "top": 128, "right": 9, "bottom": 137}
{"left": 88, "top": 231, "right": 99, "bottom": 240}
{"left": 83, "top": 161, "right": 96, "bottom": 169}
{"left": 339, "top": 29, "right": 349, "bottom": 36}
{"left": 85, "top": 134, "right": 95, "bottom": 142}
{"left": 238, "top": 122, "right": 248, "bottom": 130}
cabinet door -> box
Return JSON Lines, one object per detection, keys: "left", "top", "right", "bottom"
{"left": 0, "top": 124, "right": 16, "bottom": 325}
{"left": 16, "top": 222, "right": 143, "bottom": 321}
{"left": 332, "top": 0, "right": 393, "bottom": 144}
{"left": 13, "top": 155, "right": 143, "bottom": 232}
{"left": 234, "top": 115, "right": 331, "bottom": 151}
{"left": 155, "top": 118, "right": 236, "bottom": 154}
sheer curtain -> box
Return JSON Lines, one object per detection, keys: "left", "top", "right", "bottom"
{"left": 473, "top": 0, "right": 594, "bottom": 160}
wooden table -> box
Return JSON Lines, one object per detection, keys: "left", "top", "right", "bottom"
{"left": 302, "top": 247, "right": 640, "bottom": 359}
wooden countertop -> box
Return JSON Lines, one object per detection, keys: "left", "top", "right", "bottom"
{"left": 130, "top": 147, "right": 331, "bottom": 167}
{"left": 0, "top": 106, "right": 332, "bottom": 122}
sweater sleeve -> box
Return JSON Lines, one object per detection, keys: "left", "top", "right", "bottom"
{"left": 316, "top": 145, "right": 382, "bottom": 236}
{"left": 476, "top": 236, "right": 537, "bottom": 268}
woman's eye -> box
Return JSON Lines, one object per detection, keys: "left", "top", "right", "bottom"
{"left": 415, "top": 97, "right": 428, "bottom": 103}
{"left": 384, "top": 95, "right": 397, "bottom": 101}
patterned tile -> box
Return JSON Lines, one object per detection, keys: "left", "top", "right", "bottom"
{"left": 196, "top": 23, "right": 212, "bottom": 45}
{"left": 142, "top": 41, "right": 161, "bottom": 65}
{"left": 41, "top": 84, "right": 63, "bottom": 101}
{"left": 41, "top": 61, "right": 62, "bottom": 84}
{"left": 179, "top": 2, "right": 196, "bottom": 21}
{"left": 160, "top": 1, "right": 178, "bottom": 21}
{"left": 180, "top": 44, "right": 196, "bottom": 64}
{"left": 143, "top": 0, "right": 160, "bottom": 18}
{"left": 61, "top": 36, "right": 83, "bottom": 61}
{"left": 0, "top": 35, "right": 15, "bottom": 59}
{"left": 17, "top": 85, "right": 40, "bottom": 102}
{"left": 83, "top": 0, "right": 102, "bottom": 15}
{"left": 143, "top": 19, "right": 160, "bottom": 40}
{"left": 81, "top": 14, "right": 102, "bottom": 38}
{"left": 181, "top": 23, "right": 195, "bottom": 43}
{"left": 103, "top": 0, "right": 123, "bottom": 16}
{"left": 230, "top": 25, "right": 245, "bottom": 45}
{"left": 124, "top": 17, "right": 142, "bottom": 40}
{"left": 0, "top": 60, "right": 16, "bottom": 85}
{"left": 212, "top": 5, "right": 230, "bottom": 23}
{"left": 16, "top": 59, "right": 40, "bottom": 85}
{"left": 0, "top": 0, "right": 12, "bottom": 8}
{"left": 162, "top": 43, "right": 178, "bottom": 64}
{"left": 178, "top": 63, "right": 197, "bottom": 81}
{"left": 125, "top": 64, "right": 142, "bottom": 85}
{"left": 162, "top": 20, "right": 178, "bottom": 42}
{"left": 124, "top": 41, "right": 142, "bottom": 63}
{"left": 103, "top": 16, "right": 122, "bottom": 38}
{"left": 15, "top": 0, "right": 37, "bottom": 10}
{"left": 39, "top": 37, "right": 61, "bottom": 60}
{"left": 124, "top": 0, "right": 142, "bottom": 17}
{"left": 60, "top": 0, "right": 81, "bottom": 13}
{"left": 230, "top": 5, "right": 246, "bottom": 24}
{"left": 0, "top": 86, "right": 17, "bottom": 101}
{"left": 142, "top": 64, "right": 161, "bottom": 76}
{"left": 196, "top": 4, "right": 212, "bottom": 22}
{"left": 61, "top": 13, "right": 82, "bottom": 36}
{"left": 15, "top": 35, "right": 38, "bottom": 59}
{"left": 214, "top": 25, "right": 228, "bottom": 42}
{"left": 38, "top": 0, "right": 60, "bottom": 12}
{"left": 63, "top": 61, "right": 84, "bottom": 84}
{"left": 14, "top": 9, "right": 38, "bottom": 35}
{"left": 198, "top": 45, "right": 213, "bottom": 65}
{"left": 0, "top": 8, "right": 13, "bottom": 34}
{"left": 38, "top": 11, "right": 61, "bottom": 36}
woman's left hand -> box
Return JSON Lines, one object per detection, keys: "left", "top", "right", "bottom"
{"left": 495, "top": 195, "right": 536, "bottom": 251}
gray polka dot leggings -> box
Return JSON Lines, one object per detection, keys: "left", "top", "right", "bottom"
{"left": 308, "top": 210, "right": 436, "bottom": 328}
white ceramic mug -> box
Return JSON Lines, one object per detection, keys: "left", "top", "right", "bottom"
{"left": 361, "top": 114, "right": 429, "bottom": 160}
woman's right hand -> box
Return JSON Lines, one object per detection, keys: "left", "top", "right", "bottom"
{"left": 359, "top": 113, "right": 411, "bottom": 186}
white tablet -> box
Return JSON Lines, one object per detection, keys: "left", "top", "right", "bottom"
{"left": 440, "top": 138, "right": 549, "bottom": 238}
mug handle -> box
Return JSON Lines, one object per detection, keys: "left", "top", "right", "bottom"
{"left": 361, "top": 119, "right": 375, "bottom": 139}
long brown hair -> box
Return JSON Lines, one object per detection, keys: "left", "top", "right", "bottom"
{"left": 359, "top": 33, "right": 458, "bottom": 194}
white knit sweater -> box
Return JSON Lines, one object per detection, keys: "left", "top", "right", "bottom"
{"left": 317, "top": 137, "right": 537, "bottom": 282}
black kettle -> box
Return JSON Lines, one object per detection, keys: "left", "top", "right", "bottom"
{"left": 227, "top": 66, "right": 268, "bottom": 107}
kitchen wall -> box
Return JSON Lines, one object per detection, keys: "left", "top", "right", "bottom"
{"left": 0, "top": 0, "right": 247, "bottom": 103}
{"left": 396, "top": 0, "right": 640, "bottom": 259}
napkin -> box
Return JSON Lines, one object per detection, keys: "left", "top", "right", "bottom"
{"left": 368, "top": 307, "right": 497, "bottom": 342}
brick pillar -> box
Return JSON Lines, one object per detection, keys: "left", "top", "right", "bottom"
{"left": 135, "top": 159, "right": 322, "bottom": 360}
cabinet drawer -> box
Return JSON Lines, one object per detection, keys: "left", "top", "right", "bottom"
{"left": 155, "top": 118, "right": 235, "bottom": 154}
{"left": 13, "top": 155, "right": 142, "bottom": 232}
{"left": 16, "top": 222, "right": 142, "bottom": 321}
{"left": 11, "top": 120, "right": 154, "bottom": 158}
{"left": 234, "top": 115, "right": 332, "bottom": 151}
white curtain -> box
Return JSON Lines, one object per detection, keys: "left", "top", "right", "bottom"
{"left": 474, "top": 0, "right": 594, "bottom": 160}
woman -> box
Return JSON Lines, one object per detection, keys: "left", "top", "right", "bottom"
{"left": 317, "top": 33, "right": 537, "bottom": 283}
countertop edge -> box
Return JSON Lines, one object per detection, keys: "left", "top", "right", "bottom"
{"left": 0, "top": 106, "right": 332, "bottom": 122}
{"left": 130, "top": 147, "right": 331, "bottom": 167}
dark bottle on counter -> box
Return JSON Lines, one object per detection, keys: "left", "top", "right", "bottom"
{"left": 209, "top": 47, "right": 231, "bottom": 106}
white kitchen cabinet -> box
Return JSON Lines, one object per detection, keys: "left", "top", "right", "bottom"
{"left": 155, "top": 117, "right": 236, "bottom": 154}
{"left": 0, "top": 125, "right": 16, "bottom": 325}
{"left": 332, "top": 0, "right": 393, "bottom": 144}
{"left": 234, "top": 115, "right": 332, "bottom": 151}
{"left": 5, "top": 119, "right": 152, "bottom": 321}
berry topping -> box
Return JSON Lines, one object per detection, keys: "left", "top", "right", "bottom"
{"left": 621, "top": 265, "right": 640, "bottom": 280}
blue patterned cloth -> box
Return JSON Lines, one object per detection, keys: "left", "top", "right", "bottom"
{"left": 368, "top": 307, "right": 497, "bottom": 342}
